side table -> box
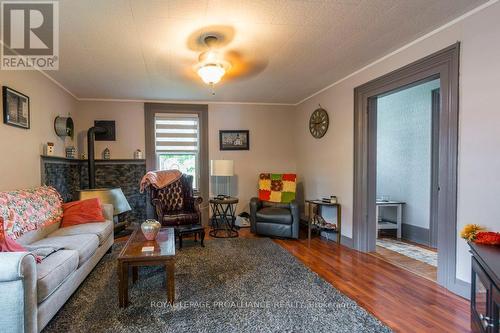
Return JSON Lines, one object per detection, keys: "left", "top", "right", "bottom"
{"left": 376, "top": 201, "right": 404, "bottom": 239}
{"left": 209, "top": 197, "right": 239, "bottom": 238}
{"left": 305, "top": 200, "right": 342, "bottom": 244}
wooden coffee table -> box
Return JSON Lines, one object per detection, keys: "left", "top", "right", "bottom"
{"left": 117, "top": 227, "right": 175, "bottom": 308}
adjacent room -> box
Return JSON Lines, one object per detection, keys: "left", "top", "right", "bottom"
{"left": 1, "top": 1, "right": 499, "bottom": 333}
{"left": 374, "top": 78, "right": 440, "bottom": 281}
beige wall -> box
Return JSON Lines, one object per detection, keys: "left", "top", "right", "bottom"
{"left": 75, "top": 101, "right": 145, "bottom": 159}
{"left": 0, "top": 71, "right": 77, "bottom": 191}
{"left": 208, "top": 104, "right": 296, "bottom": 213}
{"left": 295, "top": 1, "right": 500, "bottom": 283}
{"left": 74, "top": 101, "right": 296, "bottom": 214}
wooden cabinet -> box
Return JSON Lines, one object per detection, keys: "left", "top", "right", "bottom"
{"left": 470, "top": 243, "right": 500, "bottom": 333}
{"left": 492, "top": 285, "right": 500, "bottom": 333}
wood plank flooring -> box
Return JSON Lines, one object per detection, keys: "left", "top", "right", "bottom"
{"left": 372, "top": 245, "right": 438, "bottom": 281}
{"left": 121, "top": 226, "right": 471, "bottom": 333}
{"left": 257, "top": 228, "right": 468, "bottom": 333}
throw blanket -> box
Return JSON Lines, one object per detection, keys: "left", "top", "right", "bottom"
{"left": 140, "top": 170, "right": 182, "bottom": 193}
{"left": 0, "top": 186, "right": 63, "bottom": 240}
{"left": 258, "top": 173, "right": 297, "bottom": 203}
{"left": 0, "top": 217, "right": 42, "bottom": 263}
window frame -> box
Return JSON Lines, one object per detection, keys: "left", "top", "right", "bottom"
{"left": 154, "top": 113, "right": 200, "bottom": 189}
{"left": 145, "top": 103, "right": 208, "bottom": 221}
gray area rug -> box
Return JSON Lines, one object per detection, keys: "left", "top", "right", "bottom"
{"left": 43, "top": 238, "right": 391, "bottom": 333}
{"left": 377, "top": 238, "right": 437, "bottom": 266}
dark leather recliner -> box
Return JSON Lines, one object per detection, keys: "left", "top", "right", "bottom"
{"left": 250, "top": 198, "right": 299, "bottom": 239}
{"left": 149, "top": 174, "right": 202, "bottom": 226}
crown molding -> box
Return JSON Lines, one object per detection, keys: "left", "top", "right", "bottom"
{"left": 295, "top": 0, "right": 499, "bottom": 106}
{"left": 76, "top": 97, "right": 295, "bottom": 106}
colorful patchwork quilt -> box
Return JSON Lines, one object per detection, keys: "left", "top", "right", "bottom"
{"left": 258, "top": 173, "right": 296, "bottom": 203}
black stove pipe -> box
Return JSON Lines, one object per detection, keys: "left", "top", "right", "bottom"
{"left": 87, "top": 126, "right": 107, "bottom": 189}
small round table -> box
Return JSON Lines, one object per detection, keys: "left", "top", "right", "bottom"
{"left": 209, "top": 197, "right": 239, "bottom": 238}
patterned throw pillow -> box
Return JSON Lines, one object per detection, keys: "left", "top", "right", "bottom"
{"left": 0, "top": 186, "right": 63, "bottom": 240}
{"left": 258, "top": 173, "right": 297, "bottom": 203}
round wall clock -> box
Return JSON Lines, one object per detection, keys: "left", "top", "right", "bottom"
{"left": 309, "top": 107, "right": 329, "bottom": 138}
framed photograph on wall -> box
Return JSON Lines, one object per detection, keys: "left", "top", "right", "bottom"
{"left": 2, "top": 86, "right": 30, "bottom": 129}
{"left": 219, "top": 130, "right": 249, "bottom": 151}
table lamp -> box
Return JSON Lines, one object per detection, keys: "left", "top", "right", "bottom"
{"left": 210, "top": 160, "right": 234, "bottom": 197}
{"left": 77, "top": 187, "right": 132, "bottom": 234}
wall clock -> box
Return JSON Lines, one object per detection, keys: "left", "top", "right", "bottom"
{"left": 309, "top": 107, "right": 329, "bottom": 138}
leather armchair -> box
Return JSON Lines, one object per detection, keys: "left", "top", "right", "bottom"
{"left": 250, "top": 197, "right": 299, "bottom": 239}
{"left": 149, "top": 174, "right": 203, "bottom": 226}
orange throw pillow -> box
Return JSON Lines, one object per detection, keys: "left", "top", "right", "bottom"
{"left": 61, "top": 198, "right": 106, "bottom": 228}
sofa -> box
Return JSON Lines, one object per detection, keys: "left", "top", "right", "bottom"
{"left": 0, "top": 187, "right": 114, "bottom": 333}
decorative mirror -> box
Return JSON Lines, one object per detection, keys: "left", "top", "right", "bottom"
{"left": 309, "top": 106, "right": 329, "bottom": 138}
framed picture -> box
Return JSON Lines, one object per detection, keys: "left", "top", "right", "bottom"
{"left": 2, "top": 86, "right": 30, "bottom": 129}
{"left": 219, "top": 130, "right": 250, "bottom": 151}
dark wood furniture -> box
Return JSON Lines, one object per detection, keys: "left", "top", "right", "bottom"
{"left": 117, "top": 228, "right": 176, "bottom": 307}
{"left": 469, "top": 242, "right": 500, "bottom": 333}
{"left": 175, "top": 224, "right": 205, "bottom": 248}
{"left": 148, "top": 174, "right": 203, "bottom": 227}
{"left": 209, "top": 197, "right": 238, "bottom": 238}
{"left": 306, "top": 200, "right": 342, "bottom": 244}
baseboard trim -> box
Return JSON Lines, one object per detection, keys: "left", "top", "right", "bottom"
{"left": 341, "top": 235, "right": 354, "bottom": 248}
{"left": 449, "top": 278, "right": 471, "bottom": 299}
{"left": 401, "top": 223, "right": 430, "bottom": 246}
{"left": 318, "top": 231, "right": 354, "bottom": 248}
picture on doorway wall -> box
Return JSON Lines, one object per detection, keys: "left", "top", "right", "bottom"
{"left": 219, "top": 130, "right": 249, "bottom": 150}
{"left": 2, "top": 86, "right": 30, "bottom": 129}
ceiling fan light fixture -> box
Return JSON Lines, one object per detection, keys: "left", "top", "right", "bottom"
{"left": 197, "top": 63, "right": 225, "bottom": 85}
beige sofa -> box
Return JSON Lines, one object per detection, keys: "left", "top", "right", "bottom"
{"left": 0, "top": 204, "right": 114, "bottom": 333}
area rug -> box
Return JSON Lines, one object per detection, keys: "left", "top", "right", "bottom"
{"left": 377, "top": 238, "right": 437, "bottom": 266}
{"left": 43, "top": 238, "right": 391, "bottom": 333}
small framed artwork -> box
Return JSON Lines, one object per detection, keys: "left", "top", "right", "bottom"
{"left": 219, "top": 130, "right": 250, "bottom": 151}
{"left": 2, "top": 86, "right": 30, "bottom": 129}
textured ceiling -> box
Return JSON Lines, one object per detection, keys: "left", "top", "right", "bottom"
{"left": 47, "top": 0, "right": 486, "bottom": 103}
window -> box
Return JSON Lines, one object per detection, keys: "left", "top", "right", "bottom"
{"left": 155, "top": 114, "right": 199, "bottom": 188}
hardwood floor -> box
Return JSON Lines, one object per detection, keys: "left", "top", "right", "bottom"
{"left": 372, "top": 245, "right": 438, "bottom": 281}
{"left": 121, "top": 226, "right": 471, "bottom": 333}
{"left": 262, "top": 229, "right": 468, "bottom": 333}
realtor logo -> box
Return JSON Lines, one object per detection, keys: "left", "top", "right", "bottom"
{"left": 1, "top": 1, "right": 59, "bottom": 70}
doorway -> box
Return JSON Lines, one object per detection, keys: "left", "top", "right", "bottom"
{"left": 373, "top": 78, "right": 439, "bottom": 281}
{"left": 353, "top": 44, "right": 462, "bottom": 295}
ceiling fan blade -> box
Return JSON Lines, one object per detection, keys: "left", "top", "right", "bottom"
{"left": 223, "top": 50, "right": 268, "bottom": 81}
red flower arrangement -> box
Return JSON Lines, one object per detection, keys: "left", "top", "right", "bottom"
{"left": 474, "top": 231, "right": 500, "bottom": 246}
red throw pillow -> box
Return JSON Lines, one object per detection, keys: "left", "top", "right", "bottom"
{"left": 61, "top": 198, "right": 106, "bottom": 228}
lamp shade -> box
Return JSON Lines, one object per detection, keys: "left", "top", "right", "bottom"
{"left": 77, "top": 187, "right": 131, "bottom": 215}
{"left": 210, "top": 160, "right": 234, "bottom": 176}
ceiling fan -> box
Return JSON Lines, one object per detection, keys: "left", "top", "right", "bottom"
{"left": 195, "top": 35, "right": 232, "bottom": 94}
{"left": 190, "top": 28, "right": 269, "bottom": 95}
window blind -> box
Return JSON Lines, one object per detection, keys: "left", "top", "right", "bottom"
{"left": 155, "top": 114, "right": 199, "bottom": 153}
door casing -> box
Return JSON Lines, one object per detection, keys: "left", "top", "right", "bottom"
{"left": 353, "top": 43, "right": 460, "bottom": 294}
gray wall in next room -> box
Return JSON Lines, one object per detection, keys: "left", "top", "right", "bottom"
{"left": 376, "top": 79, "right": 439, "bottom": 243}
